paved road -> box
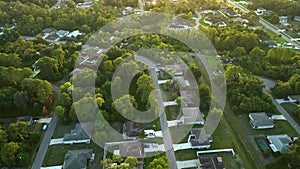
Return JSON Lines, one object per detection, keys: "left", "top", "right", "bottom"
{"left": 138, "top": 0, "right": 144, "bottom": 14}
{"left": 259, "top": 77, "right": 300, "bottom": 135}
{"left": 31, "top": 113, "right": 58, "bottom": 169}
{"left": 135, "top": 55, "right": 177, "bottom": 169}
{"left": 50, "top": 0, "right": 62, "bottom": 11}
{"left": 149, "top": 67, "right": 178, "bottom": 169}
{"left": 272, "top": 100, "right": 300, "bottom": 134}
{"left": 31, "top": 84, "right": 60, "bottom": 169}
{"left": 227, "top": 0, "right": 249, "bottom": 13}
{"left": 259, "top": 19, "right": 300, "bottom": 49}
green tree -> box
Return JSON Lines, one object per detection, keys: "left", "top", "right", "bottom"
{"left": 1, "top": 142, "right": 19, "bottom": 167}
{"left": 149, "top": 156, "right": 170, "bottom": 169}
{"left": 124, "top": 156, "right": 138, "bottom": 168}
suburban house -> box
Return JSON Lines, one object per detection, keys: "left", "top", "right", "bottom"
{"left": 119, "top": 141, "right": 145, "bottom": 160}
{"left": 180, "top": 90, "right": 199, "bottom": 107}
{"left": 67, "top": 30, "right": 84, "bottom": 38}
{"left": 226, "top": 8, "right": 237, "bottom": 16}
{"left": 188, "top": 128, "right": 212, "bottom": 149}
{"left": 62, "top": 149, "right": 94, "bottom": 169}
{"left": 249, "top": 112, "right": 274, "bottom": 129}
{"left": 172, "top": 76, "right": 190, "bottom": 88}
{"left": 198, "top": 155, "right": 226, "bottom": 169}
{"left": 267, "top": 135, "right": 293, "bottom": 153}
{"left": 122, "top": 7, "right": 133, "bottom": 15}
{"left": 182, "top": 107, "right": 204, "bottom": 125}
{"left": 123, "top": 121, "right": 141, "bottom": 139}
{"left": 279, "top": 16, "right": 289, "bottom": 27}
{"left": 255, "top": 8, "right": 267, "bottom": 15}
{"left": 76, "top": 2, "right": 93, "bottom": 9}
{"left": 63, "top": 123, "right": 92, "bottom": 144}
{"left": 294, "top": 16, "right": 300, "bottom": 22}
{"left": 56, "top": 30, "right": 69, "bottom": 38}
{"left": 16, "top": 116, "right": 33, "bottom": 125}
{"left": 164, "top": 64, "right": 186, "bottom": 76}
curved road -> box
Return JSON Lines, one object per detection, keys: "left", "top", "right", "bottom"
{"left": 260, "top": 77, "right": 300, "bottom": 135}
{"left": 31, "top": 84, "right": 60, "bottom": 169}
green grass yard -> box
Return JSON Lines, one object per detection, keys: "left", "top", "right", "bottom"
{"left": 281, "top": 103, "right": 300, "bottom": 124}
{"left": 43, "top": 142, "right": 103, "bottom": 168}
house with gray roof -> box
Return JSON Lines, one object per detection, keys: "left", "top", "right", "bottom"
{"left": 188, "top": 128, "right": 212, "bottom": 149}
{"left": 62, "top": 149, "right": 94, "bottom": 169}
{"left": 182, "top": 107, "right": 204, "bottom": 125}
{"left": 123, "top": 121, "right": 141, "bottom": 139}
{"left": 249, "top": 112, "right": 274, "bottom": 129}
{"left": 198, "top": 155, "right": 226, "bottom": 169}
{"left": 63, "top": 123, "right": 92, "bottom": 144}
{"left": 119, "top": 141, "right": 145, "bottom": 160}
{"left": 267, "top": 134, "right": 293, "bottom": 153}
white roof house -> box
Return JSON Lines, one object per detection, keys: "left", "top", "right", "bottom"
{"left": 56, "top": 30, "right": 69, "bottom": 38}
{"left": 267, "top": 134, "right": 293, "bottom": 153}
{"left": 67, "top": 30, "right": 84, "bottom": 38}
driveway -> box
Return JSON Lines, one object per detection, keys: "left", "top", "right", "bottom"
{"left": 259, "top": 77, "right": 300, "bottom": 135}
{"left": 49, "top": 138, "right": 64, "bottom": 145}
{"left": 177, "top": 159, "right": 199, "bottom": 169}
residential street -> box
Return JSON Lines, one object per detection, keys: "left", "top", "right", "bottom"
{"left": 135, "top": 55, "right": 177, "bottom": 169}
{"left": 260, "top": 77, "right": 300, "bottom": 135}
{"left": 50, "top": 0, "right": 61, "bottom": 11}
{"left": 31, "top": 84, "right": 60, "bottom": 169}
{"left": 31, "top": 112, "right": 58, "bottom": 169}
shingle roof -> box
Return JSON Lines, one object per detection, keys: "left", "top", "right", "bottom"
{"left": 249, "top": 112, "right": 274, "bottom": 127}
{"left": 63, "top": 149, "right": 93, "bottom": 169}
{"left": 119, "top": 141, "right": 144, "bottom": 159}
{"left": 267, "top": 134, "right": 292, "bottom": 153}
{"left": 198, "top": 155, "right": 226, "bottom": 169}
{"left": 189, "top": 128, "right": 212, "bottom": 147}
{"left": 123, "top": 122, "right": 141, "bottom": 138}
{"left": 63, "top": 123, "right": 92, "bottom": 141}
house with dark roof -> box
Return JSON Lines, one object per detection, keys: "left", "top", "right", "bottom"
{"left": 119, "top": 141, "right": 145, "bottom": 160}
{"left": 188, "top": 128, "right": 212, "bottom": 149}
{"left": 249, "top": 112, "right": 274, "bottom": 129}
{"left": 294, "top": 16, "right": 300, "bottom": 22}
{"left": 226, "top": 8, "right": 237, "bottom": 16}
{"left": 198, "top": 155, "right": 226, "bottom": 169}
{"left": 63, "top": 123, "right": 92, "bottom": 144}
{"left": 267, "top": 134, "right": 293, "bottom": 153}
{"left": 62, "top": 149, "right": 94, "bottom": 169}
{"left": 182, "top": 107, "right": 204, "bottom": 125}
{"left": 123, "top": 121, "right": 141, "bottom": 139}
{"left": 16, "top": 116, "right": 33, "bottom": 125}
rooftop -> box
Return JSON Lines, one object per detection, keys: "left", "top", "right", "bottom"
{"left": 249, "top": 112, "right": 274, "bottom": 128}
{"left": 189, "top": 128, "right": 212, "bottom": 147}
{"left": 198, "top": 155, "right": 226, "bottom": 169}
{"left": 63, "top": 149, "right": 94, "bottom": 169}
{"left": 63, "top": 123, "right": 92, "bottom": 141}
{"left": 267, "top": 134, "right": 293, "bottom": 153}
{"left": 119, "top": 141, "right": 145, "bottom": 159}
{"left": 123, "top": 121, "right": 141, "bottom": 138}
{"left": 180, "top": 90, "right": 199, "bottom": 107}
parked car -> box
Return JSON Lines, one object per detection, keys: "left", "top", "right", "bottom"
{"left": 42, "top": 124, "right": 48, "bottom": 131}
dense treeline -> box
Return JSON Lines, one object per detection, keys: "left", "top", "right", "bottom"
{"left": 272, "top": 74, "right": 300, "bottom": 98}
{"left": 248, "top": 0, "right": 300, "bottom": 18}
{"left": 0, "top": 1, "right": 117, "bottom": 36}
{"left": 225, "top": 65, "right": 275, "bottom": 114}
{"left": 0, "top": 122, "right": 40, "bottom": 167}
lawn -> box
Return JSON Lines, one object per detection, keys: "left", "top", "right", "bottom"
{"left": 169, "top": 125, "right": 192, "bottom": 143}
{"left": 210, "top": 117, "right": 234, "bottom": 149}
{"left": 199, "top": 17, "right": 210, "bottom": 27}
{"left": 281, "top": 103, "right": 300, "bottom": 124}
{"left": 239, "top": 114, "right": 298, "bottom": 136}
{"left": 52, "top": 123, "right": 76, "bottom": 138}
{"left": 165, "top": 105, "right": 181, "bottom": 121}
{"left": 42, "top": 142, "right": 103, "bottom": 168}
{"left": 175, "top": 149, "right": 198, "bottom": 161}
